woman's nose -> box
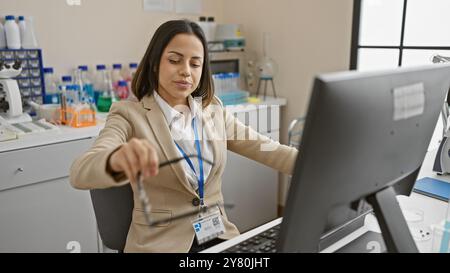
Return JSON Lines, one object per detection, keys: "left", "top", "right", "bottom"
{"left": 179, "top": 62, "right": 191, "bottom": 77}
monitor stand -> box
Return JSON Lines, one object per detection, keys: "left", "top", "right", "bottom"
{"left": 367, "top": 186, "right": 419, "bottom": 253}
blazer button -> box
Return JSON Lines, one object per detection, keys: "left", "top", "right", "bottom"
{"left": 192, "top": 197, "right": 200, "bottom": 207}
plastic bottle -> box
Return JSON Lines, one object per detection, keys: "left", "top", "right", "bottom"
{"left": 60, "top": 75, "right": 77, "bottom": 104}
{"left": 88, "top": 97, "right": 97, "bottom": 113}
{"left": 72, "top": 68, "right": 88, "bottom": 104}
{"left": 0, "top": 22, "right": 6, "bottom": 49}
{"left": 197, "top": 16, "right": 209, "bottom": 41}
{"left": 93, "top": 65, "right": 107, "bottom": 104}
{"left": 78, "top": 65, "right": 94, "bottom": 100}
{"left": 120, "top": 64, "right": 130, "bottom": 82}
{"left": 111, "top": 63, "right": 123, "bottom": 91}
{"left": 116, "top": 80, "right": 129, "bottom": 100}
{"left": 129, "top": 63, "right": 138, "bottom": 79}
{"left": 18, "top": 16, "right": 26, "bottom": 46}
{"left": 72, "top": 69, "right": 84, "bottom": 100}
{"left": 43, "top": 67, "right": 60, "bottom": 104}
{"left": 122, "top": 63, "right": 138, "bottom": 97}
{"left": 207, "top": 17, "right": 216, "bottom": 42}
{"left": 4, "top": 15, "right": 21, "bottom": 49}
{"left": 121, "top": 63, "right": 138, "bottom": 82}
{"left": 21, "top": 16, "right": 38, "bottom": 49}
{"left": 60, "top": 76, "right": 73, "bottom": 89}
{"left": 97, "top": 75, "right": 118, "bottom": 112}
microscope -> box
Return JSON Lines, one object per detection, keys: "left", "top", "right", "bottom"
{"left": 0, "top": 59, "right": 32, "bottom": 124}
{"left": 432, "top": 55, "right": 450, "bottom": 174}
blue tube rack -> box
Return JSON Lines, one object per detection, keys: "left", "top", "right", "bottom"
{"left": 0, "top": 48, "right": 46, "bottom": 113}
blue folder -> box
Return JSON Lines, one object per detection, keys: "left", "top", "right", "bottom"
{"left": 413, "top": 177, "right": 450, "bottom": 202}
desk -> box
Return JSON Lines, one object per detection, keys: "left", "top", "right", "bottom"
{"left": 203, "top": 148, "right": 450, "bottom": 253}
{"left": 0, "top": 98, "right": 286, "bottom": 252}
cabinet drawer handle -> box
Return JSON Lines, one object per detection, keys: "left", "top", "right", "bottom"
{"left": 17, "top": 167, "right": 24, "bottom": 173}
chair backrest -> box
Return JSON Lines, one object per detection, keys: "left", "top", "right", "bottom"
{"left": 90, "top": 184, "right": 134, "bottom": 251}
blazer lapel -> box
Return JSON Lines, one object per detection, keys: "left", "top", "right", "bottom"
{"left": 201, "top": 106, "right": 223, "bottom": 186}
{"left": 142, "top": 94, "right": 197, "bottom": 196}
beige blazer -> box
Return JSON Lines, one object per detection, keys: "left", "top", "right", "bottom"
{"left": 70, "top": 94, "right": 298, "bottom": 252}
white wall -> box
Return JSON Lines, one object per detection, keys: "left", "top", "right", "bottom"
{"left": 0, "top": 0, "right": 223, "bottom": 75}
{"left": 222, "top": 0, "right": 354, "bottom": 208}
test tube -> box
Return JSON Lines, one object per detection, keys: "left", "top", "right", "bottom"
{"left": 439, "top": 200, "right": 450, "bottom": 252}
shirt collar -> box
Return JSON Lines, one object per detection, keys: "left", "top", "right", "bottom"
{"left": 154, "top": 91, "right": 201, "bottom": 127}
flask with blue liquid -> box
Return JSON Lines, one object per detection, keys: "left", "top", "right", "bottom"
{"left": 78, "top": 65, "right": 94, "bottom": 100}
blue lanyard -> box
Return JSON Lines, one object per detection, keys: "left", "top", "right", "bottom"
{"left": 174, "top": 118, "right": 205, "bottom": 206}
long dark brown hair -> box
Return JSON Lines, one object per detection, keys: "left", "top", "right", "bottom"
{"left": 132, "top": 20, "right": 214, "bottom": 107}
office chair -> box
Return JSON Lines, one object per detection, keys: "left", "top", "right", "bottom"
{"left": 90, "top": 184, "right": 134, "bottom": 252}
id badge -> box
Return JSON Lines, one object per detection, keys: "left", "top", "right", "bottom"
{"left": 192, "top": 209, "right": 226, "bottom": 245}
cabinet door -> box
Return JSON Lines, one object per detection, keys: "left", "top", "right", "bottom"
{"left": 222, "top": 131, "right": 279, "bottom": 232}
{"left": 0, "top": 177, "right": 99, "bottom": 252}
{"left": 0, "top": 138, "right": 99, "bottom": 252}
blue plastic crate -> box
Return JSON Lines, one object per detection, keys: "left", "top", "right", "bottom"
{"left": 0, "top": 48, "right": 46, "bottom": 112}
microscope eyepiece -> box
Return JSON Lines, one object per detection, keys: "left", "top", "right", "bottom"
{"left": 12, "top": 60, "right": 22, "bottom": 70}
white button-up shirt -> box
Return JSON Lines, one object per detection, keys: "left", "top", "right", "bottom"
{"left": 154, "top": 91, "right": 213, "bottom": 191}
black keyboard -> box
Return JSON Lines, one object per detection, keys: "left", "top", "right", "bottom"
{"left": 221, "top": 221, "right": 385, "bottom": 253}
{"left": 222, "top": 224, "right": 281, "bottom": 253}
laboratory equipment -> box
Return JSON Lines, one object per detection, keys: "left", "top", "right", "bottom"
{"left": 0, "top": 115, "right": 17, "bottom": 141}
{"left": 77, "top": 65, "right": 94, "bottom": 100}
{"left": 129, "top": 63, "right": 138, "bottom": 79}
{"left": 21, "top": 16, "right": 38, "bottom": 49}
{"left": 4, "top": 15, "right": 20, "bottom": 49}
{"left": 97, "top": 73, "right": 118, "bottom": 112}
{"left": 28, "top": 100, "right": 59, "bottom": 122}
{"left": 210, "top": 51, "right": 247, "bottom": 91}
{"left": 215, "top": 24, "right": 245, "bottom": 50}
{"left": 60, "top": 100, "right": 96, "bottom": 128}
{"left": 93, "top": 64, "right": 107, "bottom": 104}
{"left": 431, "top": 55, "right": 450, "bottom": 174}
{"left": 0, "top": 48, "right": 46, "bottom": 112}
{"left": 0, "top": 22, "right": 6, "bottom": 49}
{"left": 121, "top": 63, "right": 138, "bottom": 82}
{"left": 0, "top": 59, "right": 32, "bottom": 123}
{"left": 43, "top": 67, "right": 59, "bottom": 104}
{"left": 116, "top": 80, "right": 129, "bottom": 100}
{"left": 111, "top": 63, "right": 123, "bottom": 91}
{"left": 255, "top": 32, "right": 278, "bottom": 100}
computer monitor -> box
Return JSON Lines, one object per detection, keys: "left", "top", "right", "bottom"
{"left": 277, "top": 64, "right": 450, "bottom": 253}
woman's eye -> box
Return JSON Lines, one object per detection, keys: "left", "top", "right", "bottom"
{"left": 191, "top": 63, "right": 201, "bottom": 68}
{"left": 169, "top": 59, "right": 179, "bottom": 64}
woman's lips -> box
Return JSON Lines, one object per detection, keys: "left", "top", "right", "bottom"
{"left": 174, "top": 81, "right": 193, "bottom": 89}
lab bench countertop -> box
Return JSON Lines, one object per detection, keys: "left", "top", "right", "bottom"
{"left": 0, "top": 96, "right": 286, "bottom": 153}
{"left": 0, "top": 113, "right": 108, "bottom": 153}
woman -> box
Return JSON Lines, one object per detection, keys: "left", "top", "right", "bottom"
{"left": 70, "top": 20, "right": 298, "bottom": 253}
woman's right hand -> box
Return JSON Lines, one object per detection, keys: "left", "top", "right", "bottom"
{"left": 108, "top": 138, "right": 159, "bottom": 184}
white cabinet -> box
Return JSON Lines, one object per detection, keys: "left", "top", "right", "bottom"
{"left": 0, "top": 138, "right": 99, "bottom": 252}
{"left": 222, "top": 104, "right": 281, "bottom": 232}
